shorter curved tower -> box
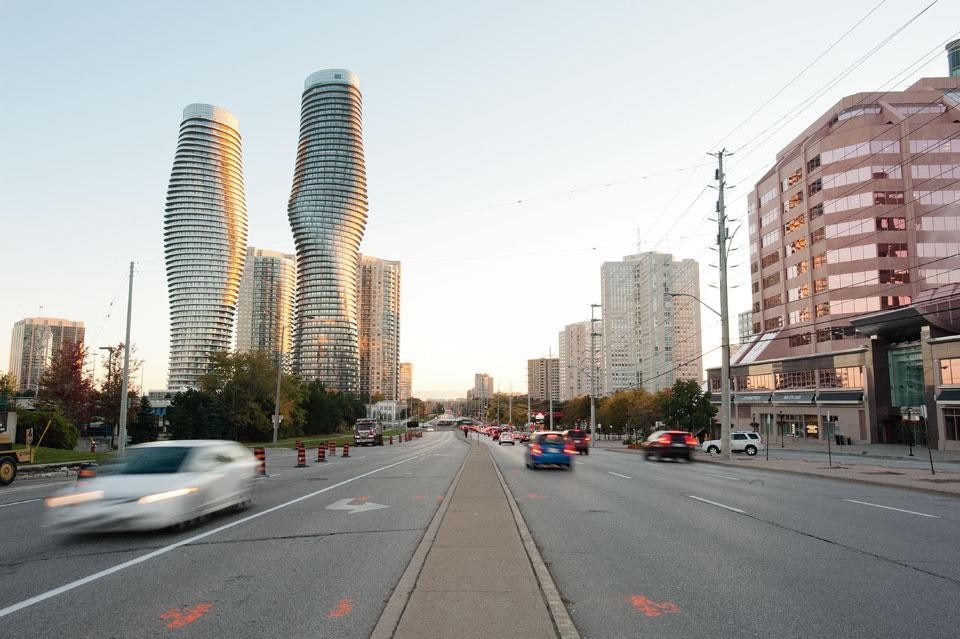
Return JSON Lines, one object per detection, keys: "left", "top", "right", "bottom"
{"left": 164, "top": 104, "right": 248, "bottom": 389}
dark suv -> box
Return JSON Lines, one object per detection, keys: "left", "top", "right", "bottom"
{"left": 641, "top": 430, "right": 698, "bottom": 461}
{"left": 563, "top": 429, "right": 590, "bottom": 455}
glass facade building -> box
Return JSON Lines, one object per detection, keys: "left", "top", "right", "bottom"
{"left": 235, "top": 247, "right": 296, "bottom": 360}
{"left": 288, "top": 69, "right": 368, "bottom": 392}
{"left": 163, "top": 104, "right": 248, "bottom": 389}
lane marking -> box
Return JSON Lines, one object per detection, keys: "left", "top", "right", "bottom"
{"left": 687, "top": 495, "right": 746, "bottom": 514}
{"left": 326, "top": 498, "right": 389, "bottom": 514}
{"left": 161, "top": 602, "right": 214, "bottom": 629}
{"left": 0, "top": 499, "right": 41, "bottom": 509}
{"left": 706, "top": 473, "right": 741, "bottom": 481}
{"left": 575, "top": 461, "right": 584, "bottom": 465}
{"left": 327, "top": 597, "right": 353, "bottom": 618}
{"left": 844, "top": 499, "right": 940, "bottom": 519}
{"left": 608, "top": 472, "right": 631, "bottom": 479}
{"left": 0, "top": 454, "right": 422, "bottom": 619}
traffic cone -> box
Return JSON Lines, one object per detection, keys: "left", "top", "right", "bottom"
{"left": 328, "top": 441, "right": 336, "bottom": 457}
{"left": 317, "top": 445, "right": 326, "bottom": 462}
{"left": 342, "top": 442, "right": 350, "bottom": 458}
{"left": 253, "top": 447, "right": 266, "bottom": 476}
{"left": 295, "top": 439, "right": 302, "bottom": 450}
{"left": 389, "top": 435, "right": 393, "bottom": 445}
{"left": 296, "top": 446, "right": 306, "bottom": 468}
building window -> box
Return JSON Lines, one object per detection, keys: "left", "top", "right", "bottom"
{"left": 877, "top": 217, "right": 907, "bottom": 231}
{"left": 753, "top": 321, "right": 762, "bottom": 334}
{"left": 761, "top": 251, "right": 780, "bottom": 268}
{"left": 878, "top": 269, "right": 910, "bottom": 284}
{"left": 809, "top": 203, "right": 824, "bottom": 219}
{"left": 787, "top": 260, "right": 809, "bottom": 279}
{"left": 807, "top": 155, "right": 821, "bottom": 172}
{"left": 814, "top": 277, "right": 828, "bottom": 293}
{"left": 789, "top": 307, "right": 811, "bottom": 324}
{"left": 775, "top": 370, "right": 815, "bottom": 389}
{"left": 815, "top": 302, "right": 830, "bottom": 318}
{"left": 819, "top": 366, "right": 863, "bottom": 388}
{"left": 752, "top": 280, "right": 760, "bottom": 293}
{"left": 753, "top": 301, "right": 761, "bottom": 313}
{"left": 944, "top": 409, "right": 960, "bottom": 441}
{"left": 813, "top": 253, "right": 828, "bottom": 269}
{"left": 764, "top": 316, "right": 783, "bottom": 330}
{"left": 789, "top": 333, "right": 812, "bottom": 347}
{"left": 811, "top": 228, "right": 825, "bottom": 244}
{"left": 873, "top": 191, "right": 904, "bottom": 205}
{"left": 784, "top": 213, "right": 806, "bottom": 236}
{"left": 877, "top": 243, "right": 908, "bottom": 258}
{"left": 808, "top": 179, "right": 822, "bottom": 196}
{"left": 763, "top": 294, "right": 782, "bottom": 309}
{"left": 881, "top": 295, "right": 911, "bottom": 309}
{"left": 762, "top": 273, "right": 780, "bottom": 288}
{"left": 939, "top": 358, "right": 960, "bottom": 385}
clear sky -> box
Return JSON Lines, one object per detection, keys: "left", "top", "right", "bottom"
{"left": 2, "top": 1, "right": 959, "bottom": 398}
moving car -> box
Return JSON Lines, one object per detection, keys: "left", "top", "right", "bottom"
{"left": 43, "top": 440, "right": 258, "bottom": 533}
{"left": 525, "top": 431, "right": 573, "bottom": 469}
{"left": 562, "top": 429, "right": 590, "bottom": 454}
{"left": 498, "top": 431, "right": 515, "bottom": 445}
{"left": 701, "top": 431, "right": 764, "bottom": 456}
{"left": 641, "top": 430, "right": 698, "bottom": 461}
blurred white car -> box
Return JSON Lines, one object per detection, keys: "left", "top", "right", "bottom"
{"left": 498, "top": 431, "right": 515, "bottom": 445}
{"left": 44, "top": 440, "right": 258, "bottom": 533}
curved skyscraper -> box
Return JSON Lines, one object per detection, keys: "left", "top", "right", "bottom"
{"left": 288, "top": 69, "right": 368, "bottom": 392}
{"left": 164, "top": 104, "right": 248, "bottom": 389}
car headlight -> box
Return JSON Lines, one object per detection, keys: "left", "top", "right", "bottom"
{"left": 45, "top": 491, "right": 105, "bottom": 507}
{"left": 138, "top": 487, "right": 198, "bottom": 505}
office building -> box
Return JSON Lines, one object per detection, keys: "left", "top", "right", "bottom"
{"left": 163, "top": 104, "right": 248, "bottom": 389}
{"left": 358, "top": 256, "right": 400, "bottom": 401}
{"left": 236, "top": 247, "right": 296, "bottom": 361}
{"left": 527, "top": 358, "right": 559, "bottom": 402}
{"left": 8, "top": 317, "right": 85, "bottom": 392}
{"left": 559, "top": 321, "right": 596, "bottom": 401}
{"left": 600, "top": 252, "right": 702, "bottom": 394}
{"left": 738, "top": 310, "right": 754, "bottom": 344}
{"left": 288, "top": 69, "right": 368, "bottom": 391}
{"left": 713, "top": 62, "right": 960, "bottom": 448}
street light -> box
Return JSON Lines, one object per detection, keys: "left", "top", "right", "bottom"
{"left": 667, "top": 290, "right": 731, "bottom": 460}
{"left": 272, "top": 323, "right": 288, "bottom": 444}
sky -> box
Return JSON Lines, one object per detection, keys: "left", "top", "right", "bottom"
{"left": 2, "top": 0, "right": 959, "bottom": 399}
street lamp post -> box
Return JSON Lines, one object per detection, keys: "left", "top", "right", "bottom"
{"left": 272, "top": 324, "right": 286, "bottom": 444}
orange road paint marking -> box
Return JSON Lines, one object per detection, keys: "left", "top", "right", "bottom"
{"left": 327, "top": 598, "right": 354, "bottom": 618}
{"left": 161, "top": 602, "right": 214, "bottom": 629}
{"left": 355, "top": 496, "right": 369, "bottom": 502}
{"left": 413, "top": 495, "right": 428, "bottom": 500}
{"left": 436, "top": 495, "right": 443, "bottom": 501}
{"left": 630, "top": 595, "right": 681, "bottom": 618}
{"left": 528, "top": 494, "right": 546, "bottom": 499}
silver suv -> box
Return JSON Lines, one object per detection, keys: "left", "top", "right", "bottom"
{"left": 701, "top": 431, "right": 763, "bottom": 456}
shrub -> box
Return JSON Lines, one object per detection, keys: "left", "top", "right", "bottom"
{"left": 17, "top": 410, "right": 79, "bottom": 450}
{"left": 623, "top": 437, "right": 634, "bottom": 445}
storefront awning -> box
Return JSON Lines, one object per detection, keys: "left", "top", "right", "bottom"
{"left": 935, "top": 388, "right": 960, "bottom": 403}
{"left": 816, "top": 390, "right": 864, "bottom": 404}
{"left": 735, "top": 392, "right": 772, "bottom": 404}
{"left": 772, "top": 391, "right": 816, "bottom": 405}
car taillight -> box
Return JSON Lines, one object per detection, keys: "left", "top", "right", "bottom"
{"left": 564, "top": 446, "right": 576, "bottom": 454}
{"left": 530, "top": 445, "right": 542, "bottom": 454}
{"left": 585, "top": 436, "right": 591, "bottom": 442}
{"left": 685, "top": 435, "right": 698, "bottom": 446}
{"left": 658, "top": 435, "right": 671, "bottom": 445}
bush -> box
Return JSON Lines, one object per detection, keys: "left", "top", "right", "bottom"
{"left": 623, "top": 437, "right": 634, "bottom": 445}
{"left": 17, "top": 410, "right": 79, "bottom": 450}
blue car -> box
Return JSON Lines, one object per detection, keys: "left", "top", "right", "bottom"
{"left": 525, "top": 431, "right": 573, "bottom": 470}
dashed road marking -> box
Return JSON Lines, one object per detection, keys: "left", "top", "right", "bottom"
{"left": 844, "top": 499, "right": 940, "bottom": 518}
{"left": 688, "top": 495, "right": 746, "bottom": 514}
{"left": 608, "top": 472, "right": 631, "bottom": 479}
{"left": 706, "top": 473, "right": 741, "bottom": 481}
{"left": 0, "top": 499, "right": 41, "bottom": 509}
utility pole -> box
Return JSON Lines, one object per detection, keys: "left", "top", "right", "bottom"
{"left": 711, "top": 149, "right": 733, "bottom": 461}
{"left": 118, "top": 261, "right": 134, "bottom": 458}
{"left": 590, "top": 303, "right": 601, "bottom": 448}
{"left": 272, "top": 324, "right": 285, "bottom": 444}
{"left": 547, "top": 351, "right": 554, "bottom": 430}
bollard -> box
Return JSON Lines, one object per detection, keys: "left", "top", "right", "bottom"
{"left": 253, "top": 447, "right": 267, "bottom": 476}
{"left": 328, "top": 441, "right": 336, "bottom": 457}
{"left": 296, "top": 446, "right": 307, "bottom": 468}
{"left": 317, "top": 445, "right": 326, "bottom": 463}
{"left": 389, "top": 434, "right": 393, "bottom": 445}
{"left": 342, "top": 442, "right": 350, "bottom": 458}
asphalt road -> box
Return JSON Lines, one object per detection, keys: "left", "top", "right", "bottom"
{"left": 486, "top": 436, "right": 960, "bottom": 638}
{"left": 1, "top": 432, "right": 468, "bottom": 638}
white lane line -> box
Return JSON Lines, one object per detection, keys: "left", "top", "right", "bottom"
{"left": 608, "top": 471, "right": 631, "bottom": 479}
{"left": 707, "top": 473, "right": 742, "bottom": 481}
{"left": 0, "top": 454, "right": 422, "bottom": 620}
{"left": 0, "top": 499, "right": 41, "bottom": 509}
{"left": 844, "top": 499, "right": 940, "bottom": 519}
{"left": 688, "top": 495, "right": 746, "bottom": 514}
{"left": 575, "top": 461, "right": 584, "bottom": 465}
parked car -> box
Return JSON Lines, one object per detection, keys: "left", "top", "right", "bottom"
{"left": 641, "top": 430, "right": 698, "bottom": 461}
{"left": 562, "top": 429, "right": 590, "bottom": 454}
{"left": 499, "top": 431, "right": 515, "bottom": 445}
{"left": 701, "top": 431, "right": 764, "bottom": 456}
{"left": 525, "top": 431, "right": 573, "bottom": 469}
{"left": 43, "top": 440, "right": 258, "bottom": 533}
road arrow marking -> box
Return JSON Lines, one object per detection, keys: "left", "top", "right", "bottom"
{"left": 326, "top": 498, "right": 389, "bottom": 514}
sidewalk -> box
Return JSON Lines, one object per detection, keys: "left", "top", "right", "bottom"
{"left": 594, "top": 438, "right": 960, "bottom": 497}
{"left": 375, "top": 442, "right": 575, "bottom": 639}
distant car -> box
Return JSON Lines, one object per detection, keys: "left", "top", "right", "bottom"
{"left": 499, "top": 431, "right": 515, "bottom": 445}
{"left": 426, "top": 427, "right": 435, "bottom": 432}
{"left": 525, "top": 431, "right": 573, "bottom": 470}
{"left": 514, "top": 431, "right": 530, "bottom": 443}
{"left": 562, "top": 429, "right": 590, "bottom": 455}
{"left": 43, "top": 440, "right": 258, "bottom": 533}
{"left": 641, "top": 430, "right": 698, "bottom": 461}
{"left": 702, "top": 431, "right": 764, "bottom": 456}
{"left": 492, "top": 429, "right": 500, "bottom": 440}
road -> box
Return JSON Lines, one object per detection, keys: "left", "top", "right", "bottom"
{"left": 1, "top": 433, "right": 467, "bottom": 638}
{"left": 486, "top": 436, "right": 960, "bottom": 638}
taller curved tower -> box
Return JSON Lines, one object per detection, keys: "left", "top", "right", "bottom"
{"left": 164, "top": 104, "right": 248, "bottom": 389}
{"left": 288, "top": 69, "right": 368, "bottom": 392}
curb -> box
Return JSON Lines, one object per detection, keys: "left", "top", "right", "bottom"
{"left": 370, "top": 441, "right": 472, "bottom": 639}
{"left": 489, "top": 447, "right": 581, "bottom": 639}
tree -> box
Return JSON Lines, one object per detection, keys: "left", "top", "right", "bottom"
{"left": 37, "top": 341, "right": 94, "bottom": 427}
{"left": 564, "top": 395, "right": 591, "bottom": 425}
{"left": 97, "top": 342, "right": 141, "bottom": 444}
{"left": 167, "top": 389, "right": 226, "bottom": 439}
{"left": 199, "top": 351, "right": 276, "bottom": 441}
{"left": 300, "top": 381, "right": 364, "bottom": 435}
{"left": 0, "top": 372, "right": 16, "bottom": 399}
{"left": 659, "top": 379, "right": 716, "bottom": 436}
{"left": 130, "top": 396, "right": 159, "bottom": 444}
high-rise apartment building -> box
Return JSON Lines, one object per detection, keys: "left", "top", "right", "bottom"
{"left": 288, "top": 69, "right": 368, "bottom": 392}
{"left": 8, "top": 317, "right": 85, "bottom": 392}
{"left": 527, "top": 358, "right": 559, "bottom": 402}
{"left": 601, "top": 252, "right": 702, "bottom": 394}
{"left": 163, "top": 104, "right": 248, "bottom": 389}
{"left": 235, "top": 247, "right": 296, "bottom": 360}
{"left": 398, "top": 363, "right": 412, "bottom": 402}
{"left": 471, "top": 373, "right": 493, "bottom": 401}
{"left": 558, "top": 321, "right": 595, "bottom": 401}
{"left": 358, "top": 256, "right": 400, "bottom": 401}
